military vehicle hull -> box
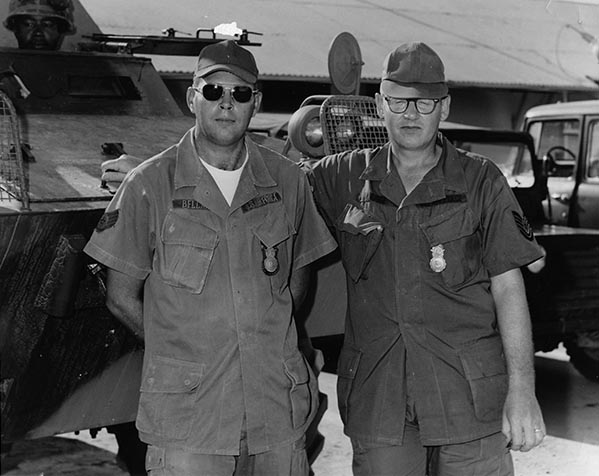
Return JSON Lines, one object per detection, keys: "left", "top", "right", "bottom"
{"left": 0, "top": 48, "right": 192, "bottom": 452}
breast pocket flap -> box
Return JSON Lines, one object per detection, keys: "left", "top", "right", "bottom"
{"left": 420, "top": 204, "right": 475, "bottom": 244}
{"left": 162, "top": 213, "right": 218, "bottom": 249}
{"left": 254, "top": 208, "right": 295, "bottom": 248}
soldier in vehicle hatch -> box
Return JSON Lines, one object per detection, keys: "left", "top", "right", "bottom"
{"left": 3, "top": 0, "right": 76, "bottom": 50}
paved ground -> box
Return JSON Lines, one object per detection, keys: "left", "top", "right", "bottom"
{"left": 2, "top": 346, "right": 598, "bottom": 476}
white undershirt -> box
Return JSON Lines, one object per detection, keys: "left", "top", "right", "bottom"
{"left": 199, "top": 149, "right": 248, "bottom": 206}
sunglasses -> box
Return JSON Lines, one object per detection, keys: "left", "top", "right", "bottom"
{"left": 193, "top": 83, "right": 258, "bottom": 103}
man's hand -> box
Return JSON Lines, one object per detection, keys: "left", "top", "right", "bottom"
{"left": 101, "top": 154, "right": 143, "bottom": 184}
{"left": 502, "top": 385, "right": 546, "bottom": 451}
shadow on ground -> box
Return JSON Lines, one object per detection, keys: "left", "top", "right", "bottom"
{"left": 1, "top": 436, "right": 127, "bottom": 476}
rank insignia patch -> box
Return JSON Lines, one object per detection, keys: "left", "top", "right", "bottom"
{"left": 512, "top": 211, "right": 534, "bottom": 241}
{"left": 96, "top": 210, "right": 119, "bottom": 231}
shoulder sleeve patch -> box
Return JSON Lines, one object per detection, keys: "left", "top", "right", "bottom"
{"left": 96, "top": 210, "right": 119, "bottom": 232}
{"left": 511, "top": 211, "right": 533, "bottom": 241}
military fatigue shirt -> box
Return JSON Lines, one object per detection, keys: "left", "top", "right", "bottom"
{"left": 85, "top": 129, "right": 337, "bottom": 454}
{"left": 310, "top": 135, "right": 543, "bottom": 446}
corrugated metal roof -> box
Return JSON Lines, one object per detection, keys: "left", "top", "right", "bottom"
{"left": 78, "top": 1, "right": 599, "bottom": 90}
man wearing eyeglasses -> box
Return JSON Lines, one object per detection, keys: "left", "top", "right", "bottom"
{"left": 309, "top": 42, "right": 546, "bottom": 475}
{"left": 84, "top": 40, "right": 336, "bottom": 476}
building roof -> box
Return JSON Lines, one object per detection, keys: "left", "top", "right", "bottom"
{"left": 3, "top": 0, "right": 598, "bottom": 91}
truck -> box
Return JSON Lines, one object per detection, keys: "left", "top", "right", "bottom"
{"left": 286, "top": 95, "right": 599, "bottom": 382}
{"left": 524, "top": 100, "right": 599, "bottom": 229}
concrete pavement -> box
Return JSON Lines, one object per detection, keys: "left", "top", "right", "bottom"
{"left": 2, "top": 347, "right": 598, "bottom": 476}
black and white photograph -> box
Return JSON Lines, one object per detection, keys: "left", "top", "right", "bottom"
{"left": 1, "top": 1, "right": 598, "bottom": 475}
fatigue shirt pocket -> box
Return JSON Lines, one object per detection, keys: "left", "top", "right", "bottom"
{"left": 335, "top": 203, "right": 384, "bottom": 282}
{"left": 419, "top": 204, "right": 481, "bottom": 289}
{"left": 458, "top": 337, "right": 508, "bottom": 422}
{"left": 253, "top": 206, "right": 296, "bottom": 292}
{"left": 336, "top": 346, "right": 362, "bottom": 425}
{"left": 158, "top": 211, "right": 218, "bottom": 294}
{"left": 283, "top": 353, "right": 315, "bottom": 429}
{"left": 137, "top": 355, "right": 205, "bottom": 440}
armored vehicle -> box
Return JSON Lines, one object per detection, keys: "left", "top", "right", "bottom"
{"left": 0, "top": 28, "right": 194, "bottom": 474}
{"left": 287, "top": 95, "right": 599, "bottom": 382}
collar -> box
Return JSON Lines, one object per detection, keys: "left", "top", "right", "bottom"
{"left": 174, "top": 128, "right": 277, "bottom": 191}
{"left": 359, "top": 145, "right": 390, "bottom": 182}
{"left": 358, "top": 134, "right": 468, "bottom": 206}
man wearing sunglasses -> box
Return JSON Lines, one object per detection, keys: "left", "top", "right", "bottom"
{"left": 85, "top": 40, "right": 336, "bottom": 476}
{"left": 309, "top": 42, "right": 546, "bottom": 475}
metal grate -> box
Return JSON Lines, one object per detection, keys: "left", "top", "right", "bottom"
{"left": 320, "top": 95, "right": 389, "bottom": 155}
{"left": 0, "top": 91, "right": 29, "bottom": 209}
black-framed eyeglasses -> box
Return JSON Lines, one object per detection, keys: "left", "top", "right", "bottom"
{"left": 192, "top": 83, "right": 258, "bottom": 103}
{"left": 382, "top": 96, "right": 447, "bottom": 115}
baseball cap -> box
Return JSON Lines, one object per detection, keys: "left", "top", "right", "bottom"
{"left": 194, "top": 40, "right": 259, "bottom": 84}
{"left": 381, "top": 42, "right": 448, "bottom": 98}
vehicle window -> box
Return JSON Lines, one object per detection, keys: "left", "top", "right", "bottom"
{"left": 587, "top": 120, "right": 599, "bottom": 181}
{"left": 454, "top": 141, "right": 534, "bottom": 188}
{"left": 528, "top": 119, "right": 580, "bottom": 178}
{"left": 67, "top": 75, "right": 141, "bottom": 99}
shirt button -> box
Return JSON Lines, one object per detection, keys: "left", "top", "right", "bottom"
{"left": 147, "top": 377, "right": 154, "bottom": 385}
{"left": 184, "top": 379, "right": 191, "bottom": 386}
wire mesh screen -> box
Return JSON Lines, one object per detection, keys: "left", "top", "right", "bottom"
{"left": 0, "top": 91, "right": 29, "bottom": 209}
{"left": 320, "top": 95, "right": 389, "bottom": 155}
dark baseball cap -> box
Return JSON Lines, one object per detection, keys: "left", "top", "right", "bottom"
{"left": 381, "top": 42, "right": 448, "bottom": 98}
{"left": 194, "top": 39, "right": 259, "bottom": 84}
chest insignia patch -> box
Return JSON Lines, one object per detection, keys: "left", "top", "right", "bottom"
{"left": 173, "top": 199, "right": 207, "bottom": 210}
{"left": 96, "top": 210, "right": 119, "bottom": 232}
{"left": 262, "top": 245, "right": 279, "bottom": 275}
{"left": 242, "top": 192, "right": 281, "bottom": 213}
{"left": 512, "top": 211, "right": 534, "bottom": 241}
{"left": 430, "top": 244, "right": 447, "bottom": 273}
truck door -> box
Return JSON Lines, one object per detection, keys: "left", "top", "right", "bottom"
{"left": 576, "top": 116, "right": 599, "bottom": 228}
{"left": 528, "top": 118, "right": 580, "bottom": 226}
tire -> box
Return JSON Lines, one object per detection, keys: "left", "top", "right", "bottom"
{"left": 564, "top": 338, "right": 599, "bottom": 382}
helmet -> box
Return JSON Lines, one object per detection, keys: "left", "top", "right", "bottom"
{"left": 4, "top": 0, "right": 76, "bottom": 34}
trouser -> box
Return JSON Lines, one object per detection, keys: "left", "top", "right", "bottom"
{"left": 145, "top": 435, "right": 308, "bottom": 476}
{"left": 351, "top": 424, "right": 514, "bottom": 476}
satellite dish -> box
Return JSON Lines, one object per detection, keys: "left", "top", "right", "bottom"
{"left": 328, "top": 32, "right": 363, "bottom": 95}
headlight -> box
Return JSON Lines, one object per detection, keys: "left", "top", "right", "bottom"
{"left": 288, "top": 105, "right": 325, "bottom": 158}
